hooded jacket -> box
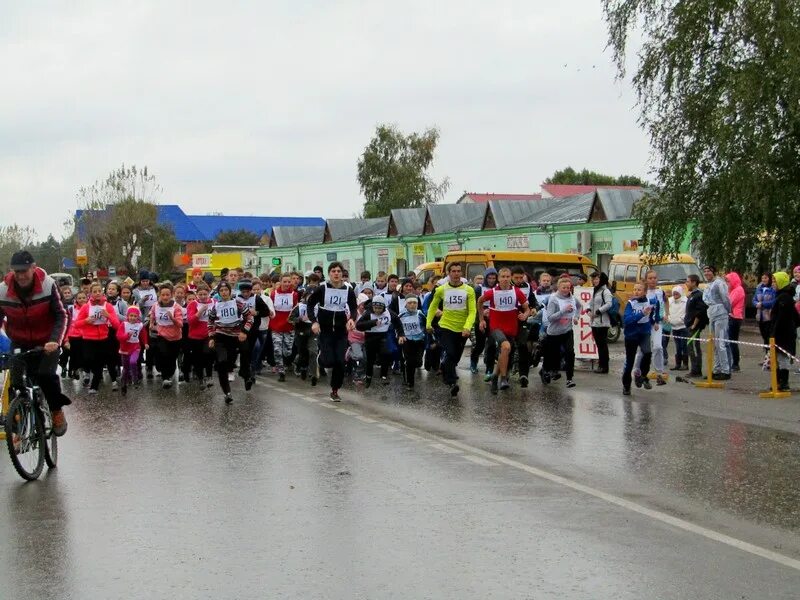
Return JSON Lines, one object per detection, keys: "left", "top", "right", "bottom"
{"left": 753, "top": 282, "right": 777, "bottom": 322}
{"left": 771, "top": 276, "right": 799, "bottom": 351}
{"left": 725, "top": 272, "right": 745, "bottom": 320}
{"left": 0, "top": 267, "right": 69, "bottom": 347}
{"left": 702, "top": 276, "right": 731, "bottom": 320}
{"left": 589, "top": 273, "right": 613, "bottom": 328}
{"left": 74, "top": 295, "right": 122, "bottom": 341}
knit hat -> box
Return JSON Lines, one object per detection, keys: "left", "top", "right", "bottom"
{"left": 774, "top": 271, "right": 790, "bottom": 290}
{"left": 127, "top": 306, "right": 141, "bottom": 318}
{"left": 138, "top": 269, "right": 151, "bottom": 282}
{"left": 202, "top": 272, "right": 214, "bottom": 284}
{"left": 357, "top": 293, "right": 369, "bottom": 306}
{"left": 239, "top": 279, "right": 253, "bottom": 290}
{"left": 671, "top": 285, "right": 684, "bottom": 296}
{"left": 372, "top": 296, "right": 387, "bottom": 307}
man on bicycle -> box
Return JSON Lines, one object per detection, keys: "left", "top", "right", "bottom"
{"left": 0, "top": 251, "right": 70, "bottom": 436}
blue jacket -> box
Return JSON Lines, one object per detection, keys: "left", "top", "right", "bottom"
{"left": 623, "top": 296, "right": 659, "bottom": 339}
{"left": 752, "top": 283, "right": 777, "bottom": 322}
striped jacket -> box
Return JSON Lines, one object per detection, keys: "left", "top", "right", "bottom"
{"left": 0, "top": 268, "right": 68, "bottom": 347}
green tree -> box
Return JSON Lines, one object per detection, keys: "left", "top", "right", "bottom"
{"left": 214, "top": 229, "right": 261, "bottom": 246}
{"left": 0, "top": 225, "right": 37, "bottom": 273}
{"left": 603, "top": 0, "right": 800, "bottom": 269}
{"left": 545, "top": 167, "right": 648, "bottom": 187}
{"left": 357, "top": 125, "right": 450, "bottom": 218}
{"left": 74, "top": 165, "right": 179, "bottom": 274}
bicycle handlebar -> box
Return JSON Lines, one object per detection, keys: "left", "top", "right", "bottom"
{"left": 0, "top": 347, "right": 45, "bottom": 367}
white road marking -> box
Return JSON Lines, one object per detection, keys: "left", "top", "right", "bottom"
{"left": 318, "top": 403, "right": 337, "bottom": 409}
{"left": 403, "top": 433, "right": 425, "bottom": 441}
{"left": 335, "top": 408, "right": 359, "bottom": 416}
{"left": 355, "top": 415, "right": 377, "bottom": 423}
{"left": 428, "top": 443, "right": 462, "bottom": 455}
{"left": 462, "top": 455, "right": 498, "bottom": 467}
{"left": 289, "top": 387, "right": 800, "bottom": 572}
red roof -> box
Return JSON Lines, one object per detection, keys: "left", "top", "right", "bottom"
{"left": 460, "top": 193, "right": 542, "bottom": 203}
{"left": 540, "top": 184, "right": 643, "bottom": 198}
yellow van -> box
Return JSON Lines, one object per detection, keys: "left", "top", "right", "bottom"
{"left": 609, "top": 253, "right": 703, "bottom": 301}
{"left": 414, "top": 261, "right": 443, "bottom": 290}
{"left": 442, "top": 251, "right": 597, "bottom": 282}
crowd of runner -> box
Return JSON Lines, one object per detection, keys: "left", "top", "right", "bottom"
{"left": 2, "top": 250, "right": 799, "bottom": 437}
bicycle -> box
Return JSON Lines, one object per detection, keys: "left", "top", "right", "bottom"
{"left": 0, "top": 348, "right": 57, "bottom": 481}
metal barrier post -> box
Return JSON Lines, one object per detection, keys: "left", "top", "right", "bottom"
{"left": 694, "top": 335, "right": 724, "bottom": 389}
{"left": 759, "top": 338, "right": 791, "bottom": 399}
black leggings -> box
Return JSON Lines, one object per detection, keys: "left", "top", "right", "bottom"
{"left": 591, "top": 326, "right": 610, "bottom": 370}
{"left": 185, "top": 337, "right": 214, "bottom": 380}
{"left": 470, "top": 323, "right": 487, "bottom": 366}
{"left": 623, "top": 334, "right": 651, "bottom": 389}
{"left": 439, "top": 329, "right": 468, "bottom": 386}
{"left": 402, "top": 339, "right": 425, "bottom": 385}
{"left": 156, "top": 338, "right": 182, "bottom": 380}
{"left": 83, "top": 339, "right": 108, "bottom": 390}
{"left": 364, "top": 334, "right": 390, "bottom": 379}
{"left": 214, "top": 334, "right": 247, "bottom": 394}
{"left": 544, "top": 332, "right": 575, "bottom": 380}
{"left": 728, "top": 317, "right": 742, "bottom": 368}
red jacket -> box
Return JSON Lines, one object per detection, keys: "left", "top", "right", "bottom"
{"left": 186, "top": 299, "right": 214, "bottom": 340}
{"left": 0, "top": 268, "right": 68, "bottom": 347}
{"left": 270, "top": 288, "right": 298, "bottom": 333}
{"left": 67, "top": 302, "right": 86, "bottom": 339}
{"left": 116, "top": 321, "right": 149, "bottom": 354}
{"left": 74, "top": 297, "right": 122, "bottom": 340}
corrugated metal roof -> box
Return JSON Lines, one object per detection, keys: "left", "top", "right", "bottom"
{"left": 541, "top": 184, "right": 644, "bottom": 198}
{"left": 458, "top": 193, "right": 542, "bottom": 204}
{"left": 271, "top": 225, "right": 325, "bottom": 247}
{"left": 326, "top": 217, "right": 389, "bottom": 242}
{"left": 595, "top": 188, "right": 646, "bottom": 220}
{"left": 487, "top": 198, "right": 564, "bottom": 229}
{"left": 427, "top": 203, "right": 487, "bottom": 233}
{"left": 188, "top": 214, "right": 325, "bottom": 240}
{"left": 517, "top": 193, "right": 596, "bottom": 226}
{"left": 389, "top": 207, "right": 426, "bottom": 236}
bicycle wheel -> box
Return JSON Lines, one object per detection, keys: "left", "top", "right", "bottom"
{"left": 41, "top": 406, "right": 58, "bottom": 469}
{"left": 4, "top": 396, "right": 46, "bottom": 481}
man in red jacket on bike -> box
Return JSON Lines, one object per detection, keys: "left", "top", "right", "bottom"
{"left": 0, "top": 251, "right": 70, "bottom": 436}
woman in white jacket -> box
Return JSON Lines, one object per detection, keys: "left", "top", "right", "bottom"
{"left": 667, "top": 286, "right": 688, "bottom": 370}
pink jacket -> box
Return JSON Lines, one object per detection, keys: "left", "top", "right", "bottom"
{"left": 726, "top": 272, "right": 745, "bottom": 320}
{"left": 67, "top": 303, "right": 86, "bottom": 339}
{"left": 74, "top": 297, "right": 121, "bottom": 341}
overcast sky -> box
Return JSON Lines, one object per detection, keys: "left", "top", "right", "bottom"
{"left": 1, "top": 1, "right": 650, "bottom": 241}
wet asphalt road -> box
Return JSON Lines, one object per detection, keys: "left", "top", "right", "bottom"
{"left": 1, "top": 359, "right": 800, "bottom": 599}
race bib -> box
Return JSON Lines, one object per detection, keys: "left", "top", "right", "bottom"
{"left": 324, "top": 287, "right": 348, "bottom": 311}
{"left": 196, "top": 301, "right": 211, "bottom": 322}
{"left": 274, "top": 292, "right": 294, "bottom": 311}
{"left": 215, "top": 300, "right": 240, "bottom": 325}
{"left": 371, "top": 312, "right": 391, "bottom": 333}
{"left": 124, "top": 322, "right": 142, "bottom": 343}
{"left": 89, "top": 305, "right": 108, "bottom": 324}
{"left": 298, "top": 303, "right": 308, "bottom": 319}
{"left": 400, "top": 314, "right": 421, "bottom": 337}
{"left": 140, "top": 289, "right": 156, "bottom": 309}
{"left": 155, "top": 306, "right": 174, "bottom": 325}
{"left": 493, "top": 289, "right": 517, "bottom": 312}
{"left": 444, "top": 288, "right": 467, "bottom": 311}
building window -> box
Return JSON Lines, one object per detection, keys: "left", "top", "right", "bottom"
{"left": 355, "top": 258, "right": 365, "bottom": 275}
{"left": 341, "top": 259, "right": 351, "bottom": 274}
{"left": 304, "top": 261, "right": 312, "bottom": 272}
{"left": 413, "top": 253, "right": 425, "bottom": 268}
{"left": 378, "top": 255, "right": 389, "bottom": 273}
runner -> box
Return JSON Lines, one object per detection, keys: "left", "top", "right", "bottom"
{"left": 150, "top": 284, "right": 184, "bottom": 389}
{"left": 208, "top": 281, "right": 254, "bottom": 403}
{"left": 622, "top": 282, "right": 658, "bottom": 395}
{"left": 634, "top": 270, "right": 668, "bottom": 385}
{"left": 425, "top": 262, "right": 477, "bottom": 397}
{"left": 476, "top": 267, "right": 530, "bottom": 394}
{"left": 238, "top": 279, "right": 270, "bottom": 387}
{"left": 74, "top": 282, "right": 121, "bottom": 394}
{"left": 542, "top": 276, "right": 581, "bottom": 388}
{"left": 116, "top": 306, "right": 149, "bottom": 396}
{"left": 470, "top": 268, "right": 497, "bottom": 375}
{"left": 397, "top": 295, "right": 426, "bottom": 388}
{"left": 186, "top": 282, "right": 215, "bottom": 388}
{"left": 356, "top": 295, "right": 401, "bottom": 386}
{"left": 270, "top": 273, "right": 299, "bottom": 382}
{"left": 307, "top": 262, "right": 358, "bottom": 401}
{"left": 511, "top": 266, "right": 534, "bottom": 387}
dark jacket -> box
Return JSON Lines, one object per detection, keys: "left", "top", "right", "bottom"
{"left": 684, "top": 288, "right": 708, "bottom": 331}
{"left": 355, "top": 307, "right": 401, "bottom": 336}
{"left": 0, "top": 268, "right": 68, "bottom": 347}
{"left": 771, "top": 286, "right": 800, "bottom": 352}
{"left": 306, "top": 282, "right": 358, "bottom": 335}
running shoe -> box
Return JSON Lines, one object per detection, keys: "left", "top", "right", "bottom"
{"left": 330, "top": 389, "right": 340, "bottom": 402}
{"left": 449, "top": 384, "right": 459, "bottom": 397}
{"left": 499, "top": 378, "right": 510, "bottom": 391}
{"left": 566, "top": 380, "right": 576, "bottom": 388}
{"left": 642, "top": 378, "right": 652, "bottom": 390}
{"left": 381, "top": 376, "right": 390, "bottom": 385}
{"left": 52, "top": 410, "right": 68, "bottom": 437}
{"left": 622, "top": 387, "right": 631, "bottom": 396}
{"left": 278, "top": 372, "right": 286, "bottom": 382}
{"left": 519, "top": 375, "right": 528, "bottom": 388}
{"left": 539, "top": 369, "right": 551, "bottom": 385}
{"left": 224, "top": 393, "right": 233, "bottom": 404}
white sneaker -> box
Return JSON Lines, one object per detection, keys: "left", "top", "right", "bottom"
{"left": 88, "top": 389, "right": 98, "bottom": 395}
{"left": 228, "top": 373, "right": 235, "bottom": 382}
{"left": 112, "top": 381, "right": 119, "bottom": 391}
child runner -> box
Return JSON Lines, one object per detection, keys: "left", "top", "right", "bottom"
{"left": 542, "top": 276, "right": 581, "bottom": 388}
{"left": 306, "top": 262, "right": 358, "bottom": 401}
{"left": 471, "top": 268, "right": 498, "bottom": 375}
{"left": 476, "top": 267, "right": 530, "bottom": 393}
{"left": 356, "top": 295, "right": 401, "bottom": 386}
{"left": 291, "top": 287, "right": 321, "bottom": 385}
{"left": 186, "top": 282, "right": 216, "bottom": 388}
{"left": 397, "top": 295, "right": 427, "bottom": 388}
{"left": 65, "top": 290, "right": 88, "bottom": 382}
{"left": 151, "top": 284, "right": 184, "bottom": 389}
{"left": 74, "top": 282, "right": 121, "bottom": 394}
{"left": 622, "top": 282, "right": 658, "bottom": 395}
{"left": 634, "top": 270, "right": 668, "bottom": 385}
{"left": 667, "top": 286, "right": 688, "bottom": 370}
{"left": 425, "top": 262, "right": 477, "bottom": 397}
{"left": 238, "top": 279, "right": 270, "bottom": 387}
{"left": 270, "top": 273, "right": 299, "bottom": 382}
{"left": 117, "top": 306, "right": 149, "bottom": 395}
{"left": 133, "top": 270, "right": 158, "bottom": 379}
{"left": 208, "top": 281, "right": 254, "bottom": 403}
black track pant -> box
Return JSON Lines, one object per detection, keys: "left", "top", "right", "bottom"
{"left": 402, "top": 339, "right": 425, "bottom": 385}
{"left": 365, "top": 334, "right": 390, "bottom": 379}
{"left": 214, "top": 334, "right": 247, "bottom": 394}
{"left": 439, "top": 329, "right": 468, "bottom": 386}
{"left": 319, "top": 332, "right": 348, "bottom": 391}
{"left": 185, "top": 337, "right": 214, "bottom": 380}
{"left": 591, "top": 326, "right": 610, "bottom": 371}
{"left": 623, "top": 334, "right": 651, "bottom": 389}
{"left": 83, "top": 339, "right": 108, "bottom": 390}
{"left": 10, "top": 346, "right": 71, "bottom": 412}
